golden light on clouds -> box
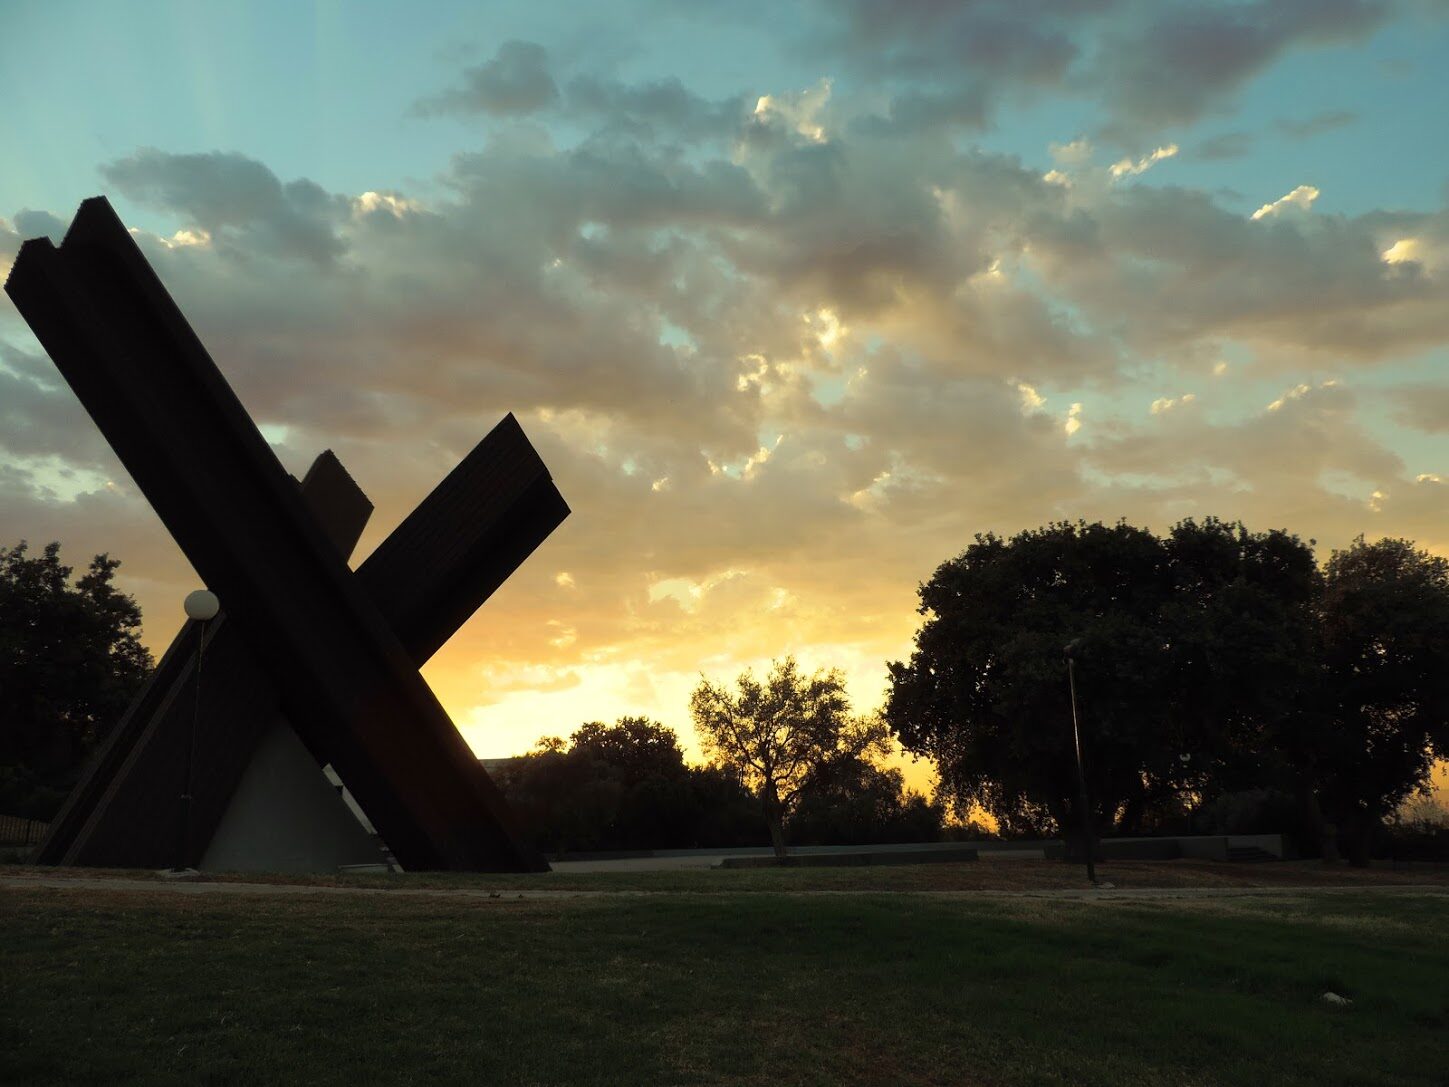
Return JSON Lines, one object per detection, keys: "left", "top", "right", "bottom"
{"left": 5, "top": 2, "right": 1449, "bottom": 817}
{"left": 1251, "top": 184, "right": 1320, "bottom": 220}
{"left": 1381, "top": 238, "right": 1419, "bottom": 264}
{"left": 1064, "top": 403, "right": 1083, "bottom": 436}
{"left": 1151, "top": 394, "right": 1196, "bottom": 415}
{"left": 1108, "top": 143, "right": 1179, "bottom": 179}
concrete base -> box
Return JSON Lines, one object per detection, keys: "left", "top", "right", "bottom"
{"left": 200, "top": 718, "right": 389, "bottom": 874}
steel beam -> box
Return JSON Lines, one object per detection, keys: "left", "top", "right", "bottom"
{"left": 35, "top": 451, "right": 374, "bottom": 867}
{"left": 7, "top": 197, "right": 557, "bottom": 872}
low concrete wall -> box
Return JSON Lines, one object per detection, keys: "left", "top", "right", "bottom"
{"left": 1179, "top": 837, "right": 1229, "bottom": 861}
{"left": 720, "top": 846, "right": 980, "bottom": 869}
{"left": 1102, "top": 839, "right": 1182, "bottom": 861}
{"left": 1228, "top": 834, "right": 1287, "bottom": 858}
{"left": 549, "top": 834, "right": 1288, "bottom": 865}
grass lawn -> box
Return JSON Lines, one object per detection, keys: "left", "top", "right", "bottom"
{"left": 7, "top": 856, "right": 1449, "bottom": 893}
{"left": 3, "top": 874, "right": 1447, "bottom": 1086}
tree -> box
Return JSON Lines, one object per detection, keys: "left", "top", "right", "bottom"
{"left": 1303, "top": 537, "right": 1449, "bottom": 864}
{"left": 788, "top": 756, "right": 944, "bottom": 846}
{"left": 492, "top": 717, "right": 762, "bottom": 854}
{"left": 569, "top": 716, "right": 689, "bottom": 783}
{"left": 690, "top": 656, "right": 889, "bottom": 857}
{"left": 0, "top": 541, "right": 153, "bottom": 817}
{"left": 884, "top": 519, "right": 1318, "bottom": 843}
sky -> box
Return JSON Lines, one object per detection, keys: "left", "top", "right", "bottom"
{"left": 2, "top": 1, "right": 1449, "bottom": 798}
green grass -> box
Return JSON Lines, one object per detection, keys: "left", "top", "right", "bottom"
{"left": 3, "top": 883, "right": 1447, "bottom": 1086}
{"left": 7, "top": 856, "right": 1449, "bottom": 892}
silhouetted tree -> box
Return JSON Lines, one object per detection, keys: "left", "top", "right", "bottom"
{"left": 492, "top": 718, "right": 761, "bottom": 854}
{"left": 1302, "top": 537, "right": 1449, "bottom": 864}
{"left": 884, "top": 519, "right": 1318, "bottom": 844}
{"left": 0, "top": 541, "right": 153, "bottom": 817}
{"left": 788, "top": 755, "right": 943, "bottom": 845}
{"left": 569, "top": 716, "right": 689, "bottom": 783}
{"left": 690, "top": 657, "right": 890, "bottom": 857}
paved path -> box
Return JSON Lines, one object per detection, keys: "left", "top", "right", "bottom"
{"left": 3, "top": 875, "right": 1445, "bottom": 903}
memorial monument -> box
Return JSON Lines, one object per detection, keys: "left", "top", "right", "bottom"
{"left": 5, "top": 196, "right": 567, "bottom": 873}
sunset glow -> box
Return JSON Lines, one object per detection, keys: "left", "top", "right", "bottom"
{"left": 2, "top": 2, "right": 1447, "bottom": 805}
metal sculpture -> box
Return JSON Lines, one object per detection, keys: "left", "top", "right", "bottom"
{"left": 6, "top": 197, "right": 567, "bottom": 873}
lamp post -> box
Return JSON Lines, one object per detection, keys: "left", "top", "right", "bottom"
{"left": 1064, "top": 640, "right": 1097, "bottom": 885}
{"left": 173, "top": 588, "right": 220, "bottom": 873}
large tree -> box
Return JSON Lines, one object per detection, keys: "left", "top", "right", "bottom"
{"left": 690, "top": 656, "right": 889, "bottom": 857}
{"left": 0, "top": 541, "right": 153, "bottom": 817}
{"left": 1303, "top": 537, "right": 1449, "bottom": 864}
{"left": 884, "top": 519, "right": 1318, "bottom": 841}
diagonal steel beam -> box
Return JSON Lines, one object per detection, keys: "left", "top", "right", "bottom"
{"left": 38, "top": 417, "right": 569, "bottom": 869}
{"left": 7, "top": 197, "right": 558, "bottom": 872}
{"left": 35, "top": 450, "right": 375, "bottom": 868}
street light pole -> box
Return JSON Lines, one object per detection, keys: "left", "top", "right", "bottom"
{"left": 173, "top": 589, "right": 220, "bottom": 873}
{"left": 1064, "top": 641, "right": 1097, "bottom": 885}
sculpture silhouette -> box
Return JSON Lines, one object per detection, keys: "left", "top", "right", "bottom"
{"left": 6, "top": 197, "right": 567, "bottom": 873}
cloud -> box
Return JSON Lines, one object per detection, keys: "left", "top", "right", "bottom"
{"left": 1108, "top": 144, "right": 1179, "bottom": 179}
{"left": 1025, "top": 180, "right": 1449, "bottom": 362}
{"left": 12, "top": 209, "right": 67, "bottom": 243}
{"left": 1250, "top": 184, "right": 1320, "bottom": 219}
{"left": 1150, "top": 393, "right": 1196, "bottom": 414}
{"left": 1274, "top": 109, "right": 1358, "bottom": 139}
{"left": 101, "top": 149, "right": 349, "bottom": 265}
{"left": 817, "top": 0, "right": 1082, "bottom": 87}
{"left": 1193, "top": 131, "right": 1255, "bottom": 160}
{"left": 1390, "top": 384, "right": 1449, "bottom": 432}
{"left": 5, "top": 15, "right": 1448, "bottom": 760}
{"left": 813, "top": 0, "right": 1389, "bottom": 138}
{"left": 563, "top": 75, "right": 749, "bottom": 142}
{"left": 412, "top": 40, "right": 558, "bottom": 117}
{"left": 1064, "top": 402, "right": 1083, "bottom": 436}
{"left": 861, "top": 84, "right": 993, "bottom": 135}
{"left": 751, "top": 78, "right": 834, "bottom": 144}
{"left": 0, "top": 342, "right": 114, "bottom": 467}
{"left": 1091, "top": 0, "right": 1388, "bottom": 132}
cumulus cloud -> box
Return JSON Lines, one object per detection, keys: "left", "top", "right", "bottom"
{"left": 5, "top": 5, "right": 1447, "bottom": 761}
{"left": 813, "top": 0, "right": 1389, "bottom": 138}
{"left": 1090, "top": 0, "right": 1388, "bottom": 132}
{"left": 1150, "top": 393, "right": 1196, "bottom": 414}
{"left": 1108, "top": 144, "right": 1179, "bottom": 179}
{"left": 1251, "top": 184, "right": 1320, "bottom": 219}
{"left": 1022, "top": 180, "right": 1448, "bottom": 362}
{"left": 412, "top": 40, "right": 558, "bottom": 117}
{"left": 817, "top": 0, "right": 1081, "bottom": 87}
{"left": 12, "top": 209, "right": 67, "bottom": 243}
{"left": 563, "top": 75, "right": 749, "bottom": 143}
{"left": 101, "top": 149, "right": 349, "bottom": 265}
{"left": 1064, "top": 402, "right": 1084, "bottom": 436}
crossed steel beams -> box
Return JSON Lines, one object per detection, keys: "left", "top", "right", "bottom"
{"left": 6, "top": 196, "right": 567, "bottom": 872}
{"left": 35, "top": 449, "right": 375, "bottom": 869}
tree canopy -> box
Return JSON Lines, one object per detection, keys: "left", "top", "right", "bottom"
{"left": 492, "top": 717, "right": 763, "bottom": 854}
{"left": 690, "top": 656, "right": 890, "bottom": 856}
{"left": 1303, "top": 537, "right": 1449, "bottom": 862}
{"left": 884, "top": 519, "right": 1320, "bottom": 838}
{"left": 0, "top": 541, "right": 153, "bottom": 818}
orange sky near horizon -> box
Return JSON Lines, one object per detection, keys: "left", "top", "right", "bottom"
{"left": 4, "top": 3, "right": 1449, "bottom": 823}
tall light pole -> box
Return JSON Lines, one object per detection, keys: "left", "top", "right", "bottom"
{"left": 1064, "top": 640, "right": 1097, "bottom": 885}
{"left": 173, "top": 588, "right": 220, "bottom": 873}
